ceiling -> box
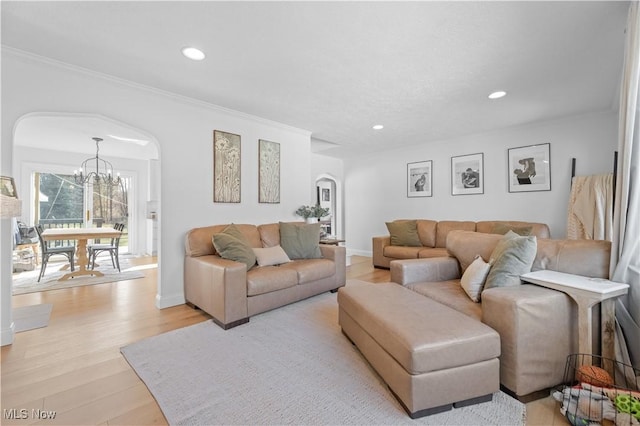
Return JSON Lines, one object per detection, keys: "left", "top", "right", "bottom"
{"left": 1, "top": 1, "right": 630, "bottom": 158}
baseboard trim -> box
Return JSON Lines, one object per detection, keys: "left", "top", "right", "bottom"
{"left": 155, "top": 292, "right": 185, "bottom": 309}
{"left": 1, "top": 322, "right": 15, "bottom": 346}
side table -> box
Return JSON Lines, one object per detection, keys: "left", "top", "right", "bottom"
{"left": 320, "top": 238, "right": 345, "bottom": 246}
{"left": 521, "top": 270, "right": 628, "bottom": 372}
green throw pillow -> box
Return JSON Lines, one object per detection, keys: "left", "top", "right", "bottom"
{"left": 212, "top": 224, "right": 256, "bottom": 270}
{"left": 491, "top": 223, "right": 533, "bottom": 236}
{"left": 483, "top": 231, "right": 537, "bottom": 291}
{"left": 385, "top": 220, "right": 422, "bottom": 247}
{"left": 279, "top": 222, "right": 322, "bottom": 259}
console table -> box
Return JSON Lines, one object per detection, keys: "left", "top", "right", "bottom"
{"left": 521, "top": 270, "right": 628, "bottom": 366}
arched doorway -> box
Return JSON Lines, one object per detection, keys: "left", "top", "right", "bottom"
{"left": 11, "top": 112, "right": 160, "bottom": 289}
{"left": 315, "top": 174, "right": 342, "bottom": 239}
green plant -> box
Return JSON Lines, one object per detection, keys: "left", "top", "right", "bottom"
{"left": 295, "top": 204, "right": 330, "bottom": 219}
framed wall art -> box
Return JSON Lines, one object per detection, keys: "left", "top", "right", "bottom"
{"left": 407, "top": 160, "right": 432, "bottom": 197}
{"left": 0, "top": 176, "right": 17, "bottom": 198}
{"left": 508, "top": 143, "right": 551, "bottom": 192}
{"left": 213, "top": 130, "right": 241, "bottom": 203}
{"left": 451, "top": 153, "right": 484, "bottom": 195}
{"left": 258, "top": 139, "right": 280, "bottom": 203}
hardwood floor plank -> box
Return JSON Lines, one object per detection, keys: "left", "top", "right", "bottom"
{"left": 107, "top": 401, "right": 167, "bottom": 426}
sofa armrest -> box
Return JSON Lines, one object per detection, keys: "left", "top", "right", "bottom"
{"left": 481, "top": 284, "right": 577, "bottom": 396}
{"left": 390, "top": 257, "right": 461, "bottom": 286}
{"left": 320, "top": 244, "right": 347, "bottom": 287}
{"left": 372, "top": 236, "right": 392, "bottom": 268}
{"left": 184, "top": 255, "right": 248, "bottom": 327}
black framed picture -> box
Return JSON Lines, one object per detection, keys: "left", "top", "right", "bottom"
{"left": 451, "top": 153, "right": 483, "bottom": 195}
{"left": 407, "top": 160, "right": 432, "bottom": 197}
{"left": 508, "top": 143, "right": 551, "bottom": 192}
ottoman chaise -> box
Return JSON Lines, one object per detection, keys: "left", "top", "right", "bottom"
{"left": 337, "top": 282, "right": 501, "bottom": 418}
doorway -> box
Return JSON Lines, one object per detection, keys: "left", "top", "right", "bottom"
{"left": 315, "top": 174, "right": 342, "bottom": 239}
{"left": 12, "top": 112, "right": 159, "bottom": 283}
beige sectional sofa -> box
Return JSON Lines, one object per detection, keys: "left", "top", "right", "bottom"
{"left": 372, "top": 219, "right": 551, "bottom": 268}
{"left": 184, "top": 222, "right": 346, "bottom": 329}
{"left": 389, "top": 230, "right": 611, "bottom": 399}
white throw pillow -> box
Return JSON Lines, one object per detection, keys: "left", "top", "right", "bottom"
{"left": 461, "top": 255, "right": 492, "bottom": 302}
{"left": 253, "top": 245, "right": 291, "bottom": 267}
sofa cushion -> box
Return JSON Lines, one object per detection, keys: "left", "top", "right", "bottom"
{"left": 435, "top": 221, "right": 476, "bottom": 248}
{"left": 447, "top": 230, "right": 503, "bottom": 272}
{"left": 534, "top": 239, "right": 611, "bottom": 278}
{"left": 253, "top": 245, "right": 290, "bottom": 266}
{"left": 185, "top": 225, "right": 226, "bottom": 257}
{"left": 460, "top": 255, "right": 492, "bottom": 302}
{"left": 406, "top": 280, "right": 482, "bottom": 321}
{"left": 246, "top": 266, "right": 298, "bottom": 296}
{"left": 279, "top": 222, "right": 322, "bottom": 259}
{"left": 386, "top": 220, "right": 422, "bottom": 247}
{"left": 484, "top": 231, "right": 537, "bottom": 291}
{"left": 211, "top": 224, "right": 257, "bottom": 270}
{"left": 280, "top": 258, "right": 335, "bottom": 284}
{"left": 257, "top": 222, "right": 281, "bottom": 248}
{"left": 418, "top": 247, "right": 449, "bottom": 259}
{"left": 416, "top": 220, "right": 437, "bottom": 247}
{"left": 490, "top": 223, "right": 532, "bottom": 236}
{"left": 384, "top": 245, "right": 421, "bottom": 259}
{"left": 476, "top": 221, "right": 551, "bottom": 239}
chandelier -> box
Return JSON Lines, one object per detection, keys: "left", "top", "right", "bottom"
{"left": 74, "top": 137, "right": 121, "bottom": 185}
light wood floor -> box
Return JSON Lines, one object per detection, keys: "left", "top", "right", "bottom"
{"left": 1, "top": 255, "right": 567, "bottom": 425}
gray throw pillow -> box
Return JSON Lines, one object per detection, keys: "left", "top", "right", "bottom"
{"left": 212, "top": 224, "right": 256, "bottom": 270}
{"left": 483, "top": 231, "right": 537, "bottom": 291}
{"left": 385, "top": 220, "right": 422, "bottom": 247}
{"left": 279, "top": 222, "right": 322, "bottom": 259}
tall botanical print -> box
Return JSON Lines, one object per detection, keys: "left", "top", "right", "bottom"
{"left": 259, "top": 140, "right": 280, "bottom": 203}
{"left": 213, "top": 130, "right": 241, "bottom": 203}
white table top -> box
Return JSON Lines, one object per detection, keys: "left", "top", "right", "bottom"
{"left": 521, "top": 270, "right": 629, "bottom": 298}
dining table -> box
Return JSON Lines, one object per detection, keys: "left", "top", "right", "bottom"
{"left": 41, "top": 227, "right": 123, "bottom": 281}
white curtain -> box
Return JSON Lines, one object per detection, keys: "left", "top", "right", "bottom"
{"left": 611, "top": 2, "right": 640, "bottom": 370}
{"left": 567, "top": 174, "right": 614, "bottom": 240}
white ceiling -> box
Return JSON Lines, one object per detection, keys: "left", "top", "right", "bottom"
{"left": 14, "top": 114, "right": 159, "bottom": 160}
{"left": 1, "top": 1, "right": 630, "bottom": 158}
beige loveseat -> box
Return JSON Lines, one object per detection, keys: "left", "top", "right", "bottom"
{"left": 373, "top": 219, "right": 551, "bottom": 268}
{"left": 184, "top": 223, "right": 346, "bottom": 329}
{"left": 390, "top": 230, "right": 611, "bottom": 399}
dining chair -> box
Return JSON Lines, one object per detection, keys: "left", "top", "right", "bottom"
{"left": 88, "top": 223, "right": 124, "bottom": 272}
{"left": 35, "top": 224, "right": 75, "bottom": 282}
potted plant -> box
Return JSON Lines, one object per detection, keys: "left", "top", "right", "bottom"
{"left": 295, "top": 204, "right": 329, "bottom": 224}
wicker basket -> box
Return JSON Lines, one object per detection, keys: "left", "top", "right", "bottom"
{"left": 554, "top": 353, "right": 640, "bottom": 426}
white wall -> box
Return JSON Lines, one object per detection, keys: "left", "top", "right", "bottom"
{"left": 344, "top": 111, "right": 619, "bottom": 255}
{"left": 1, "top": 49, "right": 311, "bottom": 344}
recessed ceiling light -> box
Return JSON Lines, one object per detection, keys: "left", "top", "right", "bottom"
{"left": 182, "top": 47, "right": 205, "bottom": 61}
{"left": 488, "top": 90, "right": 507, "bottom": 99}
{"left": 372, "top": 124, "right": 384, "bottom": 130}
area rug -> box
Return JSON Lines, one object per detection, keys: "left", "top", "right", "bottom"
{"left": 13, "top": 303, "right": 53, "bottom": 333}
{"left": 12, "top": 258, "right": 144, "bottom": 295}
{"left": 121, "top": 291, "right": 526, "bottom": 425}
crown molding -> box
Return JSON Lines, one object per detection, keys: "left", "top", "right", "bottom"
{"left": 2, "top": 46, "right": 312, "bottom": 137}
